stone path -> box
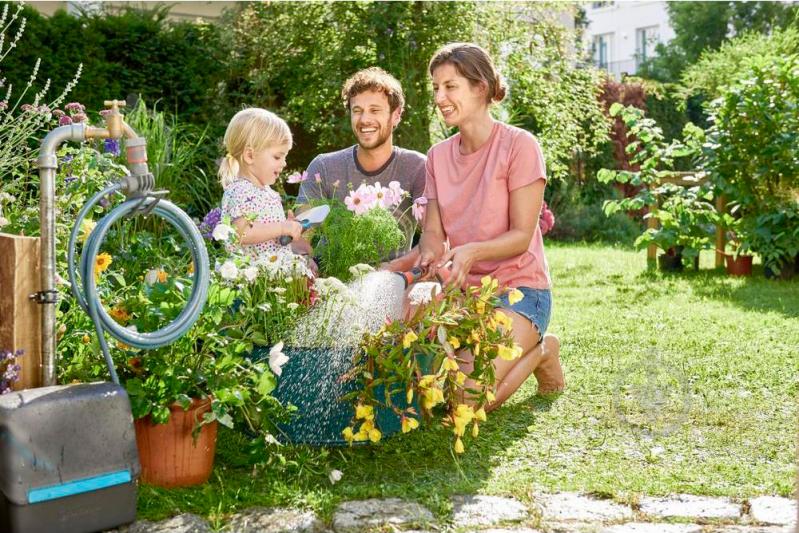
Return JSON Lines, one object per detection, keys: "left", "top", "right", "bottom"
{"left": 112, "top": 492, "right": 797, "bottom": 533}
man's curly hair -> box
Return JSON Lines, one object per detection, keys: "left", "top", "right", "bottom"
{"left": 341, "top": 67, "right": 405, "bottom": 113}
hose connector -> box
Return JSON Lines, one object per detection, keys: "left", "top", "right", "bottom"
{"left": 394, "top": 266, "right": 425, "bottom": 289}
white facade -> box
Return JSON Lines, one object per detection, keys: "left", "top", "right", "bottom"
{"left": 584, "top": 1, "right": 675, "bottom": 78}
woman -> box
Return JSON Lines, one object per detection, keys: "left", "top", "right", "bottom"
{"left": 394, "top": 42, "right": 563, "bottom": 411}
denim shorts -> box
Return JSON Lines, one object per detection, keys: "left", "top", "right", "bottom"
{"left": 497, "top": 287, "right": 552, "bottom": 342}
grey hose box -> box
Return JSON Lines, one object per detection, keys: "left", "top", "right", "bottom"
{"left": 0, "top": 383, "right": 140, "bottom": 533}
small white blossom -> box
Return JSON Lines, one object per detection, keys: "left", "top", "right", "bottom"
{"left": 268, "top": 341, "right": 289, "bottom": 377}
{"left": 218, "top": 260, "right": 239, "bottom": 280}
{"left": 144, "top": 269, "right": 159, "bottom": 286}
{"left": 348, "top": 263, "right": 375, "bottom": 278}
{"left": 0, "top": 216, "right": 9, "bottom": 228}
{"left": 328, "top": 469, "right": 343, "bottom": 484}
{"left": 287, "top": 302, "right": 299, "bottom": 311}
{"left": 212, "top": 223, "right": 235, "bottom": 242}
{"left": 242, "top": 266, "right": 258, "bottom": 282}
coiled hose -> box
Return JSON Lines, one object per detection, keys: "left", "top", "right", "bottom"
{"left": 68, "top": 183, "right": 210, "bottom": 384}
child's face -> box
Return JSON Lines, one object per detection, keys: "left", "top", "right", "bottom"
{"left": 246, "top": 144, "right": 289, "bottom": 187}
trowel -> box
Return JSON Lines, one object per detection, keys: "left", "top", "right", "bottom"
{"left": 278, "top": 204, "right": 331, "bottom": 245}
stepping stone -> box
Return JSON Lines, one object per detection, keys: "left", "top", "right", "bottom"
{"left": 546, "top": 523, "right": 603, "bottom": 533}
{"left": 465, "top": 529, "right": 543, "bottom": 533}
{"left": 748, "top": 496, "right": 797, "bottom": 526}
{"left": 712, "top": 526, "right": 794, "bottom": 533}
{"left": 120, "top": 514, "right": 212, "bottom": 533}
{"left": 600, "top": 523, "right": 703, "bottom": 533}
{"left": 332, "top": 498, "right": 434, "bottom": 532}
{"left": 638, "top": 494, "right": 741, "bottom": 520}
{"left": 222, "top": 507, "right": 329, "bottom": 532}
{"left": 452, "top": 494, "right": 528, "bottom": 526}
{"left": 537, "top": 492, "right": 634, "bottom": 522}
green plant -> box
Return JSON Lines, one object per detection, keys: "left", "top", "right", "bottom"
{"left": 344, "top": 276, "right": 523, "bottom": 453}
{"left": 744, "top": 204, "right": 799, "bottom": 275}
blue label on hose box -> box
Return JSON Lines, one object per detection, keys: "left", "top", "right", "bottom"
{"left": 28, "top": 469, "right": 132, "bottom": 503}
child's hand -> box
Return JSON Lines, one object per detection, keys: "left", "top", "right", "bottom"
{"left": 282, "top": 220, "right": 303, "bottom": 242}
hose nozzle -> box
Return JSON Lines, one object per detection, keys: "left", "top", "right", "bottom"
{"left": 394, "top": 266, "right": 425, "bottom": 289}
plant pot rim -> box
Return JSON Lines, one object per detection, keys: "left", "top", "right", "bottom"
{"left": 168, "top": 396, "right": 212, "bottom": 412}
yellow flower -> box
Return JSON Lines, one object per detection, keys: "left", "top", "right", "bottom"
{"left": 497, "top": 343, "right": 523, "bottom": 361}
{"left": 493, "top": 310, "right": 513, "bottom": 331}
{"left": 353, "top": 429, "right": 369, "bottom": 442}
{"left": 402, "top": 330, "right": 418, "bottom": 349}
{"left": 508, "top": 288, "right": 524, "bottom": 305}
{"left": 406, "top": 388, "right": 413, "bottom": 404}
{"left": 81, "top": 334, "right": 91, "bottom": 344}
{"left": 368, "top": 428, "right": 382, "bottom": 443}
{"left": 187, "top": 261, "right": 195, "bottom": 275}
{"left": 473, "top": 343, "right": 480, "bottom": 356}
{"left": 456, "top": 371, "right": 467, "bottom": 385}
{"left": 474, "top": 407, "right": 487, "bottom": 422}
{"left": 342, "top": 426, "right": 354, "bottom": 444}
{"left": 449, "top": 337, "right": 460, "bottom": 350}
{"left": 94, "top": 252, "right": 113, "bottom": 275}
{"left": 486, "top": 390, "right": 496, "bottom": 403}
{"left": 80, "top": 219, "right": 96, "bottom": 242}
{"left": 452, "top": 404, "right": 475, "bottom": 436}
{"left": 355, "top": 404, "right": 374, "bottom": 421}
{"left": 472, "top": 423, "right": 480, "bottom": 438}
{"left": 109, "top": 306, "right": 130, "bottom": 322}
{"left": 475, "top": 299, "right": 486, "bottom": 315}
{"left": 442, "top": 357, "right": 459, "bottom": 372}
{"left": 470, "top": 329, "right": 481, "bottom": 344}
{"left": 454, "top": 437, "right": 465, "bottom": 454}
{"left": 157, "top": 270, "right": 168, "bottom": 283}
{"left": 480, "top": 275, "right": 498, "bottom": 291}
{"left": 419, "top": 374, "right": 437, "bottom": 389}
{"left": 421, "top": 386, "right": 445, "bottom": 410}
{"left": 401, "top": 416, "right": 419, "bottom": 433}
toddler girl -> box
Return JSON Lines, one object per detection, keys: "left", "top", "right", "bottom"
{"left": 218, "top": 108, "right": 302, "bottom": 260}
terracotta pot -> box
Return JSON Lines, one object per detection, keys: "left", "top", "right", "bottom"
{"left": 134, "top": 397, "right": 217, "bottom": 488}
{"left": 725, "top": 254, "right": 753, "bottom": 277}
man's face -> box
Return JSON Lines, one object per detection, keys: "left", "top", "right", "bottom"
{"left": 349, "top": 90, "right": 401, "bottom": 150}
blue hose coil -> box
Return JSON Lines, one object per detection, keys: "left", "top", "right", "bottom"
{"left": 67, "top": 184, "right": 210, "bottom": 384}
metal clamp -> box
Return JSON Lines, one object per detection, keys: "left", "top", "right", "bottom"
{"left": 29, "top": 289, "right": 59, "bottom": 305}
{"left": 125, "top": 190, "right": 170, "bottom": 218}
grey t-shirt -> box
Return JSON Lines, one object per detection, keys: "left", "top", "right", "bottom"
{"left": 297, "top": 145, "right": 426, "bottom": 253}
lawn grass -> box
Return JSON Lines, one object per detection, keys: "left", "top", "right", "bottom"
{"left": 137, "top": 243, "right": 798, "bottom": 527}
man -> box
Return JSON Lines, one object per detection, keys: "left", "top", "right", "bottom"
{"left": 297, "top": 67, "right": 426, "bottom": 258}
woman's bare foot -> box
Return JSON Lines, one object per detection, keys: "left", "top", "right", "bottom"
{"left": 533, "top": 334, "right": 564, "bottom": 395}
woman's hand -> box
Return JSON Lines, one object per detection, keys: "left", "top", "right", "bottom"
{"left": 437, "top": 243, "right": 481, "bottom": 288}
{"left": 380, "top": 247, "right": 420, "bottom": 272}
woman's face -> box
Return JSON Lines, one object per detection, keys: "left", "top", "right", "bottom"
{"left": 431, "top": 63, "right": 487, "bottom": 127}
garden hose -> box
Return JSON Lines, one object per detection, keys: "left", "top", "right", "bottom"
{"left": 67, "top": 180, "right": 210, "bottom": 384}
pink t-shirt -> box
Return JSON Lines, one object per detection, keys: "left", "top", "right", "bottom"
{"left": 424, "top": 121, "right": 551, "bottom": 290}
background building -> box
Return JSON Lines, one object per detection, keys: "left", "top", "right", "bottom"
{"left": 583, "top": 1, "right": 675, "bottom": 78}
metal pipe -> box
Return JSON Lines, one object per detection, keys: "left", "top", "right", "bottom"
{"left": 36, "top": 123, "right": 88, "bottom": 386}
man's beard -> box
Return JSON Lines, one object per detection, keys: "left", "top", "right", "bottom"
{"left": 356, "top": 125, "right": 392, "bottom": 150}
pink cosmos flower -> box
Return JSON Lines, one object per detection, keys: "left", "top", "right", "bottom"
{"left": 387, "top": 181, "right": 405, "bottom": 207}
{"left": 372, "top": 182, "right": 392, "bottom": 209}
{"left": 412, "top": 196, "right": 428, "bottom": 222}
{"left": 345, "top": 188, "right": 371, "bottom": 215}
{"left": 314, "top": 172, "right": 322, "bottom": 183}
{"left": 539, "top": 201, "right": 555, "bottom": 235}
{"left": 286, "top": 171, "right": 308, "bottom": 184}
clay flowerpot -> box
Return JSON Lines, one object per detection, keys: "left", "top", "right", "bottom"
{"left": 725, "top": 254, "right": 753, "bottom": 277}
{"left": 134, "top": 397, "right": 217, "bottom": 488}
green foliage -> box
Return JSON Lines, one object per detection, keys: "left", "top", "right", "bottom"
{"left": 639, "top": 1, "right": 798, "bottom": 82}
{"left": 744, "top": 206, "right": 799, "bottom": 275}
{"left": 701, "top": 54, "right": 799, "bottom": 208}
{"left": 680, "top": 26, "right": 799, "bottom": 101}
{"left": 2, "top": 5, "right": 226, "bottom": 123}
{"left": 312, "top": 200, "right": 405, "bottom": 282}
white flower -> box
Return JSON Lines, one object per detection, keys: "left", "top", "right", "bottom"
{"left": 287, "top": 302, "right": 299, "bottom": 311}
{"left": 408, "top": 282, "right": 441, "bottom": 306}
{"left": 0, "top": 216, "right": 9, "bottom": 228}
{"left": 54, "top": 273, "right": 68, "bottom": 286}
{"left": 328, "top": 469, "right": 343, "bottom": 484}
{"left": 268, "top": 341, "right": 289, "bottom": 377}
{"left": 144, "top": 269, "right": 159, "bottom": 286}
{"left": 0, "top": 192, "right": 15, "bottom": 203}
{"left": 348, "top": 263, "right": 375, "bottom": 278}
{"left": 212, "top": 223, "right": 236, "bottom": 242}
{"left": 242, "top": 266, "right": 258, "bottom": 282}
{"left": 270, "top": 286, "right": 287, "bottom": 294}
{"left": 219, "top": 260, "right": 239, "bottom": 280}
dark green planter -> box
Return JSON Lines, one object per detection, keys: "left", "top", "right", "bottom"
{"left": 252, "top": 346, "right": 431, "bottom": 446}
{"left": 658, "top": 252, "right": 683, "bottom": 272}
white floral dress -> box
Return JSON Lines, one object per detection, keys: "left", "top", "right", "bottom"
{"left": 221, "top": 178, "right": 291, "bottom": 261}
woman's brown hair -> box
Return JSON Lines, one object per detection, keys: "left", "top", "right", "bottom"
{"left": 428, "top": 42, "right": 506, "bottom": 103}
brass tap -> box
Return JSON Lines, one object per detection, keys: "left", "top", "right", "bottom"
{"left": 85, "top": 99, "right": 126, "bottom": 139}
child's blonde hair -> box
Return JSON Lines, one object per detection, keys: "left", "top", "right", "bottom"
{"left": 218, "top": 107, "right": 293, "bottom": 189}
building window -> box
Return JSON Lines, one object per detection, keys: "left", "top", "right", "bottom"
{"left": 592, "top": 33, "right": 613, "bottom": 70}
{"left": 635, "top": 26, "right": 660, "bottom": 67}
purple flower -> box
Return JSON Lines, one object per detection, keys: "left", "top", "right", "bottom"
{"left": 104, "top": 138, "right": 120, "bottom": 157}
{"left": 99, "top": 195, "right": 111, "bottom": 209}
{"left": 64, "top": 176, "right": 78, "bottom": 184}
{"left": 20, "top": 104, "right": 33, "bottom": 112}
{"left": 71, "top": 112, "right": 87, "bottom": 123}
{"left": 53, "top": 109, "right": 65, "bottom": 118}
{"left": 199, "top": 207, "right": 222, "bottom": 239}
{"left": 65, "top": 102, "right": 85, "bottom": 113}
{"left": 0, "top": 101, "right": 8, "bottom": 112}
{"left": 99, "top": 109, "right": 112, "bottom": 117}
{"left": 0, "top": 348, "right": 22, "bottom": 395}
{"left": 61, "top": 155, "right": 73, "bottom": 163}
{"left": 59, "top": 115, "right": 73, "bottom": 126}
